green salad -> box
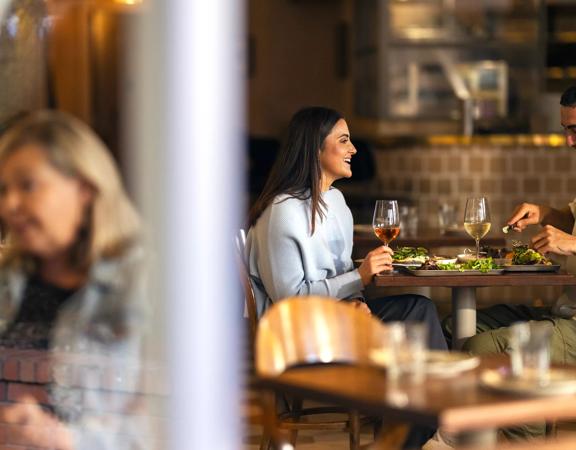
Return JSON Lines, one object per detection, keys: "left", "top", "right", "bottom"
{"left": 436, "top": 257, "right": 500, "bottom": 273}
{"left": 512, "top": 245, "right": 549, "bottom": 265}
{"left": 393, "top": 247, "right": 428, "bottom": 262}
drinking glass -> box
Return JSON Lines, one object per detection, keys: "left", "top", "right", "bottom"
{"left": 387, "top": 321, "right": 428, "bottom": 383}
{"left": 373, "top": 200, "right": 400, "bottom": 246}
{"left": 438, "top": 202, "right": 457, "bottom": 234}
{"left": 463, "top": 197, "right": 491, "bottom": 259}
{"left": 510, "top": 322, "right": 552, "bottom": 385}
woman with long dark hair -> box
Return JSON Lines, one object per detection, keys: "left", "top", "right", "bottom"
{"left": 246, "top": 106, "right": 447, "bottom": 447}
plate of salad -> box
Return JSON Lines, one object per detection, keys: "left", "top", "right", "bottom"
{"left": 392, "top": 246, "right": 428, "bottom": 268}
{"left": 405, "top": 257, "right": 504, "bottom": 276}
{"left": 503, "top": 245, "right": 560, "bottom": 273}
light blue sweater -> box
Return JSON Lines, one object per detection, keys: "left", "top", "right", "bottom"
{"left": 246, "top": 188, "right": 364, "bottom": 317}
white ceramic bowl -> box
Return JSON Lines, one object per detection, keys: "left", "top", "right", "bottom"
{"left": 457, "top": 252, "right": 487, "bottom": 263}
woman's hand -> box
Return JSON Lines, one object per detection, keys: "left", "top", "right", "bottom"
{"left": 0, "top": 395, "right": 73, "bottom": 450}
{"left": 532, "top": 225, "right": 576, "bottom": 256}
{"left": 506, "top": 203, "right": 549, "bottom": 231}
{"left": 349, "top": 299, "right": 372, "bottom": 315}
{"left": 358, "top": 246, "right": 393, "bottom": 286}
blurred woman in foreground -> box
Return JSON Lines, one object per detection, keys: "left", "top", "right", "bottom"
{"left": 246, "top": 106, "right": 446, "bottom": 449}
{"left": 0, "top": 110, "right": 148, "bottom": 449}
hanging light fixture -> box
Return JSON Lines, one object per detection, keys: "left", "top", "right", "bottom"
{"left": 114, "top": 0, "right": 142, "bottom": 5}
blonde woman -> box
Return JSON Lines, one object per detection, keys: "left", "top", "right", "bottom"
{"left": 0, "top": 110, "right": 149, "bottom": 449}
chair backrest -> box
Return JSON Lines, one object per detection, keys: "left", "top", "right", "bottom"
{"left": 235, "top": 229, "right": 259, "bottom": 343}
{"left": 255, "top": 296, "right": 387, "bottom": 377}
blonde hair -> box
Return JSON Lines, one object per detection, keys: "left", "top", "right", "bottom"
{"left": 0, "top": 110, "right": 141, "bottom": 268}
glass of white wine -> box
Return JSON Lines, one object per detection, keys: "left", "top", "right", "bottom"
{"left": 464, "top": 197, "right": 491, "bottom": 259}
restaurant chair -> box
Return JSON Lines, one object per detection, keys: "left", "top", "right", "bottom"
{"left": 255, "top": 296, "right": 394, "bottom": 450}
{"left": 235, "top": 234, "right": 365, "bottom": 449}
{"left": 236, "top": 229, "right": 258, "bottom": 341}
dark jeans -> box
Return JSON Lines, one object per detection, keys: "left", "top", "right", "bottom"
{"left": 367, "top": 294, "right": 448, "bottom": 351}
{"left": 442, "top": 303, "right": 554, "bottom": 349}
{"left": 366, "top": 294, "right": 447, "bottom": 449}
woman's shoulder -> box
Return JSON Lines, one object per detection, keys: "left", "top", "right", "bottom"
{"left": 324, "top": 187, "right": 348, "bottom": 208}
{"left": 90, "top": 241, "right": 146, "bottom": 288}
{"left": 267, "top": 194, "right": 309, "bottom": 218}
{"left": 253, "top": 194, "right": 310, "bottom": 235}
{"left": 325, "top": 187, "right": 345, "bottom": 200}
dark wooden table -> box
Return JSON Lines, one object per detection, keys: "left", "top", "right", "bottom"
{"left": 374, "top": 271, "right": 576, "bottom": 349}
{"left": 257, "top": 355, "right": 576, "bottom": 446}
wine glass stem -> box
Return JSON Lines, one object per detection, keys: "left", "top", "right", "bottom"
{"left": 475, "top": 238, "right": 480, "bottom": 258}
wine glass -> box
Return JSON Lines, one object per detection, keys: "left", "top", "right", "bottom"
{"left": 373, "top": 200, "right": 400, "bottom": 246}
{"left": 464, "top": 197, "right": 491, "bottom": 259}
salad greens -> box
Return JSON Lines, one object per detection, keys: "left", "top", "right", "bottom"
{"left": 512, "top": 245, "right": 549, "bottom": 265}
{"left": 393, "top": 247, "right": 428, "bottom": 261}
{"left": 436, "top": 257, "right": 499, "bottom": 272}
{"left": 436, "top": 262, "right": 458, "bottom": 270}
{"left": 460, "top": 258, "right": 500, "bottom": 272}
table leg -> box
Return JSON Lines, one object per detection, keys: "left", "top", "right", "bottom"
{"left": 451, "top": 287, "right": 477, "bottom": 350}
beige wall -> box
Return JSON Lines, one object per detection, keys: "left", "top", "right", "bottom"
{"left": 249, "top": 0, "right": 352, "bottom": 136}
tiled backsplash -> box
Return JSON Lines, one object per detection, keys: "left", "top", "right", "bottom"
{"left": 374, "top": 145, "right": 576, "bottom": 231}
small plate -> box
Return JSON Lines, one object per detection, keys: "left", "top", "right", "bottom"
{"left": 503, "top": 264, "right": 560, "bottom": 273}
{"left": 370, "top": 350, "right": 480, "bottom": 377}
{"left": 480, "top": 367, "right": 576, "bottom": 396}
{"left": 457, "top": 253, "right": 488, "bottom": 263}
{"left": 433, "top": 258, "right": 458, "bottom": 265}
{"left": 392, "top": 262, "right": 423, "bottom": 268}
{"left": 406, "top": 269, "right": 504, "bottom": 276}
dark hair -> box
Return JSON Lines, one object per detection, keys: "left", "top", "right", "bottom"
{"left": 248, "top": 106, "right": 343, "bottom": 234}
{"left": 560, "top": 86, "right": 576, "bottom": 107}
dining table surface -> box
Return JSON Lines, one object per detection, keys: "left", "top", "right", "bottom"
{"left": 256, "top": 354, "right": 576, "bottom": 443}
{"left": 373, "top": 269, "right": 576, "bottom": 349}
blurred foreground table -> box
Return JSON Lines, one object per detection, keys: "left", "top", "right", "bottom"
{"left": 373, "top": 270, "right": 576, "bottom": 349}
{"left": 257, "top": 354, "right": 576, "bottom": 448}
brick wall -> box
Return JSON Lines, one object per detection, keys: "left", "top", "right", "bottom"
{"left": 0, "top": 349, "right": 167, "bottom": 449}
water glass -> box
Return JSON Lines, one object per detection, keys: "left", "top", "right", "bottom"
{"left": 400, "top": 206, "right": 418, "bottom": 237}
{"left": 438, "top": 203, "right": 457, "bottom": 234}
{"left": 509, "top": 322, "right": 552, "bottom": 385}
{"left": 387, "top": 321, "right": 428, "bottom": 383}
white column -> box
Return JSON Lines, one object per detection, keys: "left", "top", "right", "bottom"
{"left": 131, "top": 1, "right": 245, "bottom": 448}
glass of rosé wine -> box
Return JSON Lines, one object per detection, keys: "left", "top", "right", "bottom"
{"left": 373, "top": 200, "right": 400, "bottom": 246}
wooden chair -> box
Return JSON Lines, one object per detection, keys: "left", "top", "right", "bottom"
{"left": 236, "top": 229, "right": 258, "bottom": 343}
{"left": 255, "top": 296, "right": 389, "bottom": 450}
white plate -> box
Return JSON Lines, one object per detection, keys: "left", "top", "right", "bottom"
{"left": 433, "top": 258, "right": 458, "bottom": 265}
{"left": 503, "top": 264, "right": 560, "bottom": 273}
{"left": 480, "top": 367, "right": 576, "bottom": 396}
{"left": 392, "top": 262, "right": 423, "bottom": 268}
{"left": 370, "top": 350, "right": 480, "bottom": 377}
